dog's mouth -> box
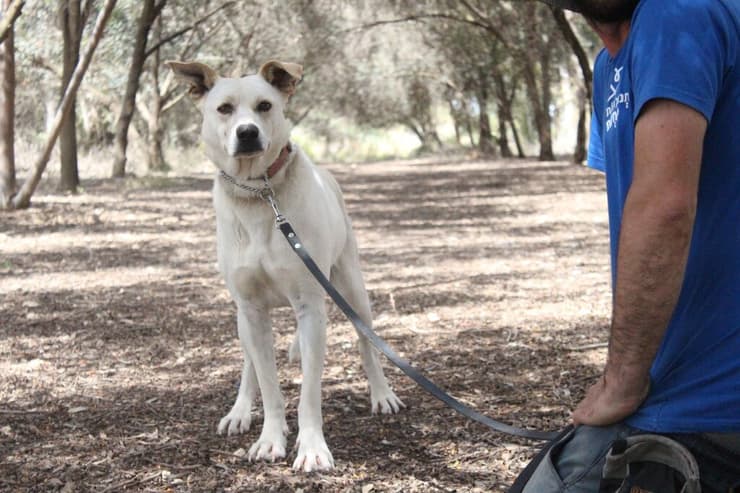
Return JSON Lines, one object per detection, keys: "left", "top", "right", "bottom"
{"left": 233, "top": 141, "right": 265, "bottom": 157}
{"left": 232, "top": 149, "right": 263, "bottom": 159}
{"left": 230, "top": 146, "right": 271, "bottom": 179}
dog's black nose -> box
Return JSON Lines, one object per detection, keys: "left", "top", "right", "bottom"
{"left": 236, "top": 124, "right": 259, "bottom": 141}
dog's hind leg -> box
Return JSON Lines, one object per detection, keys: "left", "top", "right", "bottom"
{"left": 291, "top": 295, "right": 334, "bottom": 472}
{"left": 218, "top": 342, "right": 258, "bottom": 435}
{"left": 235, "top": 305, "right": 289, "bottom": 463}
{"left": 332, "top": 240, "right": 404, "bottom": 415}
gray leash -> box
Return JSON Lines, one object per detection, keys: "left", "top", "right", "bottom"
{"left": 233, "top": 171, "right": 560, "bottom": 441}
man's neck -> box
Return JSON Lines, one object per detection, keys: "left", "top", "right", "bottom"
{"left": 589, "top": 20, "right": 631, "bottom": 57}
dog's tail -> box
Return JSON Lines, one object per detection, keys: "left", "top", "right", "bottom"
{"left": 288, "top": 336, "right": 301, "bottom": 363}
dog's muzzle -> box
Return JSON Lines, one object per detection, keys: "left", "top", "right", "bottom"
{"left": 234, "top": 123, "right": 264, "bottom": 155}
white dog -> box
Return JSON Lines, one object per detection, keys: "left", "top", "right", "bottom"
{"left": 168, "top": 60, "right": 403, "bottom": 472}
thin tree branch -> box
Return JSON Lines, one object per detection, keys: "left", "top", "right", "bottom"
{"left": 550, "top": 6, "right": 592, "bottom": 101}
{"left": 457, "top": 0, "right": 506, "bottom": 44}
{"left": 0, "top": 0, "right": 24, "bottom": 44}
{"left": 144, "top": 1, "right": 234, "bottom": 58}
{"left": 348, "top": 12, "right": 510, "bottom": 48}
{"left": 135, "top": 96, "right": 151, "bottom": 121}
{"left": 161, "top": 90, "right": 186, "bottom": 113}
{"left": 30, "top": 55, "right": 62, "bottom": 78}
{"left": 292, "top": 105, "right": 313, "bottom": 127}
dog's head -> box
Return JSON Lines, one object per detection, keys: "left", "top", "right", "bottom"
{"left": 167, "top": 60, "right": 303, "bottom": 179}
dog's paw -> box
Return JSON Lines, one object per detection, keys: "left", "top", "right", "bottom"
{"left": 292, "top": 429, "right": 334, "bottom": 472}
{"left": 217, "top": 400, "right": 253, "bottom": 436}
{"left": 371, "top": 388, "right": 405, "bottom": 415}
{"left": 247, "top": 430, "right": 287, "bottom": 463}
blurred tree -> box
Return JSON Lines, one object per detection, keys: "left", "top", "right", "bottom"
{"left": 58, "top": 0, "right": 94, "bottom": 192}
{"left": 425, "top": 13, "right": 507, "bottom": 156}
{"left": 111, "top": 0, "right": 234, "bottom": 177}
{"left": 144, "top": 12, "right": 166, "bottom": 171}
{"left": 4, "top": 0, "right": 598, "bottom": 192}
{"left": 368, "top": 0, "right": 594, "bottom": 161}
{"left": 405, "top": 77, "right": 443, "bottom": 151}
{"left": 110, "top": 0, "right": 165, "bottom": 178}
{"left": 0, "top": 0, "right": 21, "bottom": 207}
{"left": 318, "top": 2, "right": 446, "bottom": 152}
{"left": 519, "top": 2, "right": 557, "bottom": 160}
{"left": 550, "top": 6, "right": 593, "bottom": 163}
{"left": 6, "top": 0, "right": 116, "bottom": 209}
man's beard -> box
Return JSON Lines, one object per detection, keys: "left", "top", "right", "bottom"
{"left": 571, "top": 0, "right": 640, "bottom": 22}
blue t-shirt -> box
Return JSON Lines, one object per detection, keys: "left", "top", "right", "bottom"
{"left": 588, "top": 0, "right": 740, "bottom": 432}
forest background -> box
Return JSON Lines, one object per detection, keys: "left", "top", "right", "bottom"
{"left": 0, "top": 0, "right": 600, "bottom": 208}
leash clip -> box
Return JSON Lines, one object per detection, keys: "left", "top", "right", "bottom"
{"left": 260, "top": 175, "right": 286, "bottom": 226}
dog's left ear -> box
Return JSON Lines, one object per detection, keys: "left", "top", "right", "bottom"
{"left": 259, "top": 60, "right": 303, "bottom": 98}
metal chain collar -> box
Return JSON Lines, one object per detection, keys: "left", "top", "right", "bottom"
{"left": 219, "top": 170, "right": 286, "bottom": 224}
{"left": 218, "top": 170, "right": 272, "bottom": 196}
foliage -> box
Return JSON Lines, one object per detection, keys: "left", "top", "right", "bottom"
{"left": 9, "top": 0, "right": 596, "bottom": 169}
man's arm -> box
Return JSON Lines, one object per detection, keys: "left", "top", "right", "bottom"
{"left": 573, "top": 99, "right": 707, "bottom": 426}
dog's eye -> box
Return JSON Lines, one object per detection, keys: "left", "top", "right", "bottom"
{"left": 217, "top": 103, "right": 234, "bottom": 115}
{"left": 256, "top": 101, "right": 272, "bottom": 113}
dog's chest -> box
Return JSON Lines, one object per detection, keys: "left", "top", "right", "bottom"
{"left": 217, "top": 211, "right": 298, "bottom": 304}
{"left": 220, "top": 212, "right": 278, "bottom": 265}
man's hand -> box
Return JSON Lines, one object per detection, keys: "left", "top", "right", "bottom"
{"left": 572, "top": 368, "right": 650, "bottom": 426}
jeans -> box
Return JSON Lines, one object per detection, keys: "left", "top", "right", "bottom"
{"left": 521, "top": 424, "right": 740, "bottom": 493}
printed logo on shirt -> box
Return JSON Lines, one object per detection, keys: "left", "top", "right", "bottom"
{"left": 605, "top": 66, "right": 630, "bottom": 132}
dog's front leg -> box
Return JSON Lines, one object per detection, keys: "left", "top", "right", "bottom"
{"left": 292, "top": 298, "right": 334, "bottom": 472}
{"left": 218, "top": 335, "right": 258, "bottom": 435}
{"left": 236, "top": 306, "right": 289, "bottom": 463}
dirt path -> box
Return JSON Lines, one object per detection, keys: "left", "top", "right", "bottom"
{"left": 1, "top": 156, "right": 611, "bottom": 492}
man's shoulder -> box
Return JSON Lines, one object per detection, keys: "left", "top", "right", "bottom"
{"left": 633, "top": 0, "right": 734, "bottom": 32}
{"left": 636, "top": 0, "right": 723, "bottom": 15}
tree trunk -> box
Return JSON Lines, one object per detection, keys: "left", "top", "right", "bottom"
{"left": 492, "top": 73, "right": 513, "bottom": 158}
{"left": 476, "top": 70, "right": 495, "bottom": 156}
{"left": 464, "top": 109, "right": 475, "bottom": 147}
{"left": 0, "top": 0, "right": 16, "bottom": 207}
{"left": 550, "top": 7, "right": 592, "bottom": 163}
{"left": 406, "top": 121, "right": 427, "bottom": 150}
{"left": 447, "top": 99, "right": 462, "bottom": 145}
{"left": 58, "top": 0, "right": 83, "bottom": 192}
{"left": 522, "top": 61, "right": 555, "bottom": 161}
{"left": 428, "top": 128, "right": 443, "bottom": 149}
{"left": 538, "top": 37, "right": 555, "bottom": 161}
{"left": 573, "top": 91, "right": 587, "bottom": 163}
{"left": 477, "top": 100, "right": 495, "bottom": 156}
{"left": 9, "top": 0, "right": 116, "bottom": 209}
{"left": 146, "top": 13, "right": 167, "bottom": 171}
{"left": 111, "top": 0, "right": 164, "bottom": 178}
{"left": 496, "top": 102, "right": 512, "bottom": 158}
{"left": 508, "top": 114, "right": 525, "bottom": 158}
{"left": 519, "top": 3, "right": 555, "bottom": 161}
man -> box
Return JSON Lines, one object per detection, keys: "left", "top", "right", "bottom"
{"left": 518, "top": 1, "right": 740, "bottom": 491}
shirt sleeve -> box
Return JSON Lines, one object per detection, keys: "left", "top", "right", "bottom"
{"left": 587, "top": 111, "right": 606, "bottom": 172}
{"left": 630, "top": 0, "right": 732, "bottom": 122}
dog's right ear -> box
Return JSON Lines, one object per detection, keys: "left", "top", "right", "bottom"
{"left": 166, "top": 61, "right": 218, "bottom": 99}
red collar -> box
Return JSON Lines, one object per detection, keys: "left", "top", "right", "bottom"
{"left": 266, "top": 143, "right": 293, "bottom": 178}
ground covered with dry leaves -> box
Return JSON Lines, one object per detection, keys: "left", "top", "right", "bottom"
{"left": 1, "top": 156, "right": 613, "bottom": 492}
